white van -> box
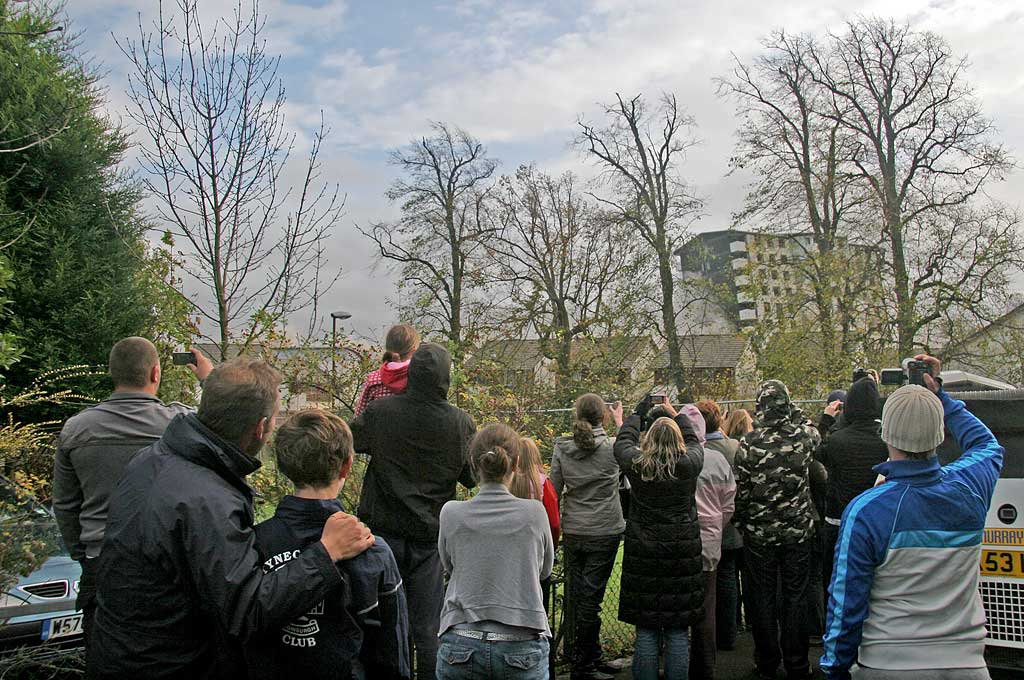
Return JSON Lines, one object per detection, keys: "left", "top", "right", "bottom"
{"left": 940, "top": 388, "right": 1024, "bottom": 672}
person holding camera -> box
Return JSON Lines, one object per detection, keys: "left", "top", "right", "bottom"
{"left": 90, "top": 358, "right": 374, "bottom": 678}
{"left": 697, "top": 400, "right": 745, "bottom": 653}
{"left": 52, "top": 339, "right": 212, "bottom": 647}
{"left": 820, "top": 355, "right": 1002, "bottom": 680}
{"left": 734, "top": 380, "right": 821, "bottom": 680}
{"left": 550, "top": 393, "right": 625, "bottom": 680}
{"left": 815, "top": 375, "right": 888, "bottom": 599}
{"left": 610, "top": 396, "right": 704, "bottom": 680}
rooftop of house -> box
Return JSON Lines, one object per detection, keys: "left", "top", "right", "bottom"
{"left": 473, "top": 336, "right": 653, "bottom": 372}
{"left": 194, "top": 342, "right": 370, "bottom": 361}
{"left": 653, "top": 333, "right": 748, "bottom": 370}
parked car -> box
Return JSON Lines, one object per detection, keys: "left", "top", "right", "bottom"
{"left": 0, "top": 475, "right": 83, "bottom": 659}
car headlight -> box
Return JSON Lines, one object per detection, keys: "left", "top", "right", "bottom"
{"left": 73, "top": 580, "right": 80, "bottom": 594}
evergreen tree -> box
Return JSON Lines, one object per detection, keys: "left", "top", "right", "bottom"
{"left": 0, "top": 0, "right": 192, "bottom": 410}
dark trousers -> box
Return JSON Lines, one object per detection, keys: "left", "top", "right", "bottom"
{"left": 690, "top": 569, "right": 717, "bottom": 680}
{"left": 379, "top": 534, "right": 443, "bottom": 680}
{"left": 77, "top": 557, "right": 98, "bottom": 648}
{"left": 563, "top": 534, "right": 620, "bottom": 675}
{"left": 542, "top": 577, "right": 557, "bottom": 679}
{"left": 823, "top": 521, "right": 841, "bottom": 600}
{"left": 715, "top": 548, "right": 740, "bottom": 650}
{"left": 743, "top": 541, "right": 811, "bottom": 679}
{"left": 807, "top": 525, "right": 826, "bottom": 638}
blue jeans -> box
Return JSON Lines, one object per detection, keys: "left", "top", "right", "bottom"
{"left": 632, "top": 627, "right": 689, "bottom": 680}
{"left": 436, "top": 631, "right": 549, "bottom": 679}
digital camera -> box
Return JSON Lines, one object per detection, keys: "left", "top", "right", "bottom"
{"left": 880, "top": 359, "right": 932, "bottom": 387}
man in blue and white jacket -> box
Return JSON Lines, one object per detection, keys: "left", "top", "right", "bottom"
{"left": 821, "top": 354, "right": 1002, "bottom": 680}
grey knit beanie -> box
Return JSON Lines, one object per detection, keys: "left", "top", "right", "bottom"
{"left": 880, "top": 385, "right": 944, "bottom": 454}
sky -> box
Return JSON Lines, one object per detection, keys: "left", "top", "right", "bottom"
{"left": 65, "top": 0, "right": 1024, "bottom": 342}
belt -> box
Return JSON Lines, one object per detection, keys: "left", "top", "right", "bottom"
{"left": 825, "top": 517, "right": 841, "bottom": 527}
{"left": 452, "top": 629, "right": 539, "bottom": 642}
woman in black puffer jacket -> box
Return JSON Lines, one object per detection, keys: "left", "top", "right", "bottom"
{"left": 611, "top": 397, "right": 705, "bottom": 680}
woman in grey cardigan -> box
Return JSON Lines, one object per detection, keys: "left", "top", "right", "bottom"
{"left": 550, "top": 393, "right": 625, "bottom": 680}
{"left": 436, "top": 423, "right": 555, "bottom": 679}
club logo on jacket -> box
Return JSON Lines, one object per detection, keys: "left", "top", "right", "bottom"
{"left": 263, "top": 549, "right": 325, "bottom": 648}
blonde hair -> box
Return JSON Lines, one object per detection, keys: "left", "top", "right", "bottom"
{"left": 632, "top": 417, "right": 685, "bottom": 482}
{"left": 723, "top": 409, "right": 753, "bottom": 439}
{"left": 509, "top": 437, "right": 544, "bottom": 501}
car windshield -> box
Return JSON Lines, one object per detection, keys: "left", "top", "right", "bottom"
{"left": 0, "top": 482, "right": 51, "bottom": 521}
{"left": 0, "top": 478, "right": 67, "bottom": 560}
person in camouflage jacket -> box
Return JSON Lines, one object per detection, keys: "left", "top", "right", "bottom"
{"left": 734, "top": 380, "right": 821, "bottom": 680}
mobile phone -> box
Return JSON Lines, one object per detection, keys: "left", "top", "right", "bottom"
{"left": 172, "top": 351, "right": 196, "bottom": 366}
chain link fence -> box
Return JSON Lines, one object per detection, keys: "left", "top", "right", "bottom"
{"left": 254, "top": 398, "right": 833, "bottom": 664}
{"left": 546, "top": 544, "right": 635, "bottom": 664}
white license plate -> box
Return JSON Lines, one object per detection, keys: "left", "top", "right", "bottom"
{"left": 41, "top": 613, "right": 83, "bottom": 641}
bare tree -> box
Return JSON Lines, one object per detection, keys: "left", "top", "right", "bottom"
{"left": 720, "top": 30, "right": 879, "bottom": 363}
{"left": 577, "top": 93, "right": 703, "bottom": 397}
{"left": 810, "top": 17, "right": 1017, "bottom": 355}
{"left": 488, "top": 164, "right": 632, "bottom": 389}
{"left": 362, "top": 122, "right": 497, "bottom": 359}
{"left": 120, "top": 0, "right": 344, "bottom": 360}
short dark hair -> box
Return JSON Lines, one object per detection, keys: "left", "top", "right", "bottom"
{"left": 109, "top": 337, "right": 159, "bottom": 389}
{"left": 696, "top": 399, "right": 722, "bottom": 433}
{"left": 273, "top": 410, "right": 352, "bottom": 489}
{"left": 197, "top": 358, "right": 282, "bottom": 445}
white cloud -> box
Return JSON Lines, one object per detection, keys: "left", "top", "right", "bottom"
{"left": 62, "top": 0, "right": 1024, "bottom": 336}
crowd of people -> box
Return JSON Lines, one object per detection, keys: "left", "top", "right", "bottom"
{"left": 50, "top": 325, "right": 1004, "bottom": 680}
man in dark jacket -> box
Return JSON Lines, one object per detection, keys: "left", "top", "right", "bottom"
{"left": 815, "top": 376, "right": 888, "bottom": 591}
{"left": 90, "top": 358, "right": 374, "bottom": 679}
{"left": 734, "top": 380, "right": 821, "bottom": 680}
{"left": 351, "top": 343, "right": 476, "bottom": 680}
{"left": 248, "top": 409, "right": 410, "bottom": 680}
{"left": 52, "top": 338, "right": 211, "bottom": 643}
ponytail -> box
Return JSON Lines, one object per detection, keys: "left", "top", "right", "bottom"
{"left": 573, "top": 419, "right": 595, "bottom": 451}
{"left": 469, "top": 423, "right": 521, "bottom": 484}
{"left": 572, "top": 393, "right": 607, "bottom": 451}
{"left": 382, "top": 324, "right": 420, "bottom": 364}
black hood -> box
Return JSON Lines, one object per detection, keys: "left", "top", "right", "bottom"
{"left": 407, "top": 343, "right": 451, "bottom": 401}
{"left": 163, "top": 413, "right": 260, "bottom": 496}
{"left": 844, "top": 377, "right": 881, "bottom": 423}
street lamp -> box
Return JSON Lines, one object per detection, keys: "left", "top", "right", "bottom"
{"left": 330, "top": 311, "right": 352, "bottom": 410}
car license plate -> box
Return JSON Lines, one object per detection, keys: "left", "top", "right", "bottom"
{"left": 981, "top": 549, "right": 1024, "bottom": 578}
{"left": 41, "top": 613, "right": 83, "bottom": 641}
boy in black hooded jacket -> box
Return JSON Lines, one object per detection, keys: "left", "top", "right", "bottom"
{"left": 247, "top": 410, "right": 411, "bottom": 680}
